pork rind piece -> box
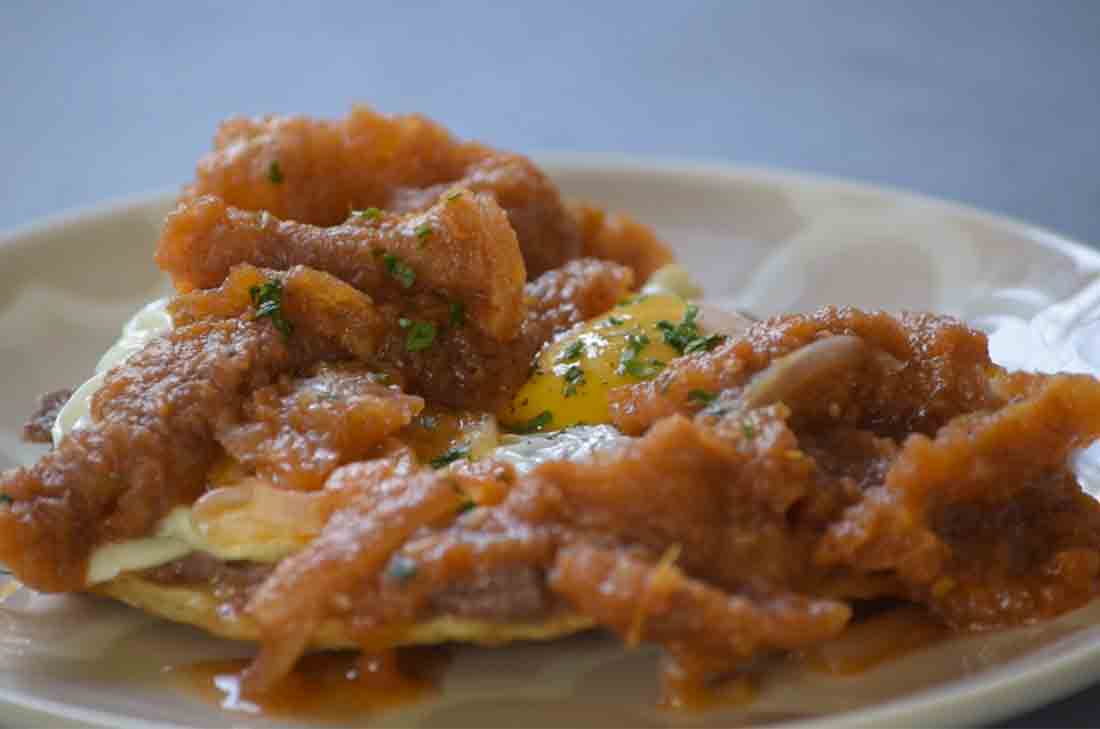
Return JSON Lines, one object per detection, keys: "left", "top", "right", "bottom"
{"left": 570, "top": 201, "right": 675, "bottom": 281}
{"left": 361, "top": 258, "right": 633, "bottom": 411}
{"left": 220, "top": 363, "right": 425, "bottom": 491}
{"left": 0, "top": 317, "right": 291, "bottom": 592}
{"left": 817, "top": 371, "right": 1100, "bottom": 628}
{"left": 182, "top": 106, "right": 582, "bottom": 277}
{"left": 550, "top": 544, "right": 850, "bottom": 660}
{"left": 158, "top": 190, "right": 527, "bottom": 341}
{"left": 236, "top": 405, "right": 850, "bottom": 690}
{"left": 0, "top": 264, "right": 388, "bottom": 592}
{"left": 610, "top": 307, "right": 998, "bottom": 437}
{"left": 243, "top": 449, "right": 475, "bottom": 692}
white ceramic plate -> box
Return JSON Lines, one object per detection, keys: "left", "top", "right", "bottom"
{"left": 3, "top": 156, "right": 1100, "bottom": 729}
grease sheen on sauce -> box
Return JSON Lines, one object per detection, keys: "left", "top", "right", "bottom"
{"left": 167, "top": 610, "right": 948, "bottom": 719}
{"left": 169, "top": 649, "right": 447, "bottom": 720}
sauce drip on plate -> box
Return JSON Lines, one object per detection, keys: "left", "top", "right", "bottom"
{"left": 659, "top": 663, "right": 758, "bottom": 712}
{"left": 659, "top": 605, "right": 946, "bottom": 712}
{"left": 169, "top": 648, "right": 447, "bottom": 720}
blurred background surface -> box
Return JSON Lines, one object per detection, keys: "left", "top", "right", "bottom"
{"left": 3, "top": 1, "right": 1099, "bottom": 247}
{"left": 2, "top": 1, "right": 1099, "bottom": 725}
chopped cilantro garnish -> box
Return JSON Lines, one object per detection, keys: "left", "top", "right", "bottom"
{"left": 622, "top": 331, "right": 649, "bottom": 359}
{"left": 449, "top": 301, "right": 466, "bottom": 327}
{"left": 562, "top": 364, "right": 586, "bottom": 397}
{"left": 684, "top": 333, "right": 725, "bottom": 355}
{"left": 607, "top": 315, "right": 626, "bottom": 326}
{"left": 386, "top": 554, "right": 418, "bottom": 582}
{"left": 557, "top": 340, "right": 584, "bottom": 363}
{"left": 448, "top": 480, "right": 477, "bottom": 513}
{"left": 446, "top": 190, "right": 463, "bottom": 201}
{"left": 656, "top": 305, "right": 698, "bottom": 352}
{"left": 399, "top": 318, "right": 436, "bottom": 352}
{"left": 248, "top": 279, "right": 293, "bottom": 337}
{"left": 688, "top": 389, "right": 718, "bottom": 405}
{"left": 267, "top": 160, "right": 284, "bottom": 184}
{"left": 657, "top": 305, "right": 726, "bottom": 355}
{"left": 383, "top": 253, "right": 416, "bottom": 288}
{"left": 354, "top": 207, "right": 383, "bottom": 221}
{"left": 513, "top": 410, "right": 553, "bottom": 434}
{"left": 624, "top": 358, "right": 665, "bottom": 378}
{"left": 618, "top": 331, "right": 663, "bottom": 379}
{"left": 741, "top": 422, "right": 757, "bottom": 440}
{"left": 0, "top": 493, "right": 12, "bottom": 506}
{"left": 430, "top": 446, "right": 470, "bottom": 469}
{"left": 415, "top": 223, "right": 432, "bottom": 245}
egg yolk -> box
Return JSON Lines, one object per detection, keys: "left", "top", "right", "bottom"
{"left": 504, "top": 294, "right": 690, "bottom": 430}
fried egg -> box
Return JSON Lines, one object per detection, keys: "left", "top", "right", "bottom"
{"left": 55, "top": 265, "right": 705, "bottom": 585}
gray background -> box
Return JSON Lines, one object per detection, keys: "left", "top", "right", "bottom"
{"left": 2, "top": 1, "right": 1099, "bottom": 726}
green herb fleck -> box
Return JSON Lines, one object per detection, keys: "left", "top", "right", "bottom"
{"left": 562, "top": 364, "right": 586, "bottom": 397}
{"left": 399, "top": 318, "right": 436, "bottom": 352}
{"left": 684, "top": 333, "right": 725, "bottom": 355}
{"left": 618, "top": 331, "right": 663, "bottom": 379}
{"left": 0, "top": 493, "right": 12, "bottom": 506}
{"left": 688, "top": 389, "right": 718, "bottom": 405}
{"left": 383, "top": 253, "right": 416, "bottom": 289}
{"left": 430, "top": 446, "right": 470, "bottom": 469}
{"left": 267, "top": 160, "right": 284, "bottom": 184}
{"left": 449, "top": 301, "right": 466, "bottom": 327}
{"left": 386, "top": 554, "right": 418, "bottom": 583}
{"left": 656, "top": 305, "right": 698, "bottom": 352}
{"left": 741, "top": 421, "right": 757, "bottom": 440}
{"left": 513, "top": 410, "right": 553, "bottom": 434}
{"left": 248, "top": 279, "right": 293, "bottom": 337}
{"left": 622, "top": 331, "right": 649, "bottom": 359}
{"left": 657, "top": 305, "right": 726, "bottom": 356}
{"left": 557, "top": 340, "right": 584, "bottom": 363}
{"left": 627, "top": 358, "right": 665, "bottom": 378}
{"left": 354, "top": 207, "right": 383, "bottom": 221}
{"left": 369, "top": 371, "right": 392, "bottom": 385}
{"left": 415, "top": 223, "right": 432, "bottom": 243}
{"left": 446, "top": 190, "right": 463, "bottom": 201}
{"left": 448, "top": 480, "right": 477, "bottom": 513}
{"left": 607, "top": 316, "right": 626, "bottom": 326}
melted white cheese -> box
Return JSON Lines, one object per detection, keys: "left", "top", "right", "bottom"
{"left": 52, "top": 297, "right": 174, "bottom": 445}
{"left": 86, "top": 508, "right": 194, "bottom": 583}
{"left": 52, "top": 298, "right": 291, "bottom": 583}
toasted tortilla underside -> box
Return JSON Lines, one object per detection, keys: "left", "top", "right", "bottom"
{"left": 95, "top": 574, "right": 596, "bottom": 648}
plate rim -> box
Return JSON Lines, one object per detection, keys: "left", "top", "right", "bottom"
{"left": 2, "top": 154, "right": 1100, "bottom": 729}
{"left": 3, "top": 153, "right": 1098, "bottom": 271}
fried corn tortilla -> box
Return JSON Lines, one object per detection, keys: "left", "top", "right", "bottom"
{"left": 95, "top": 574, "right": 594, "bottom": 648}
